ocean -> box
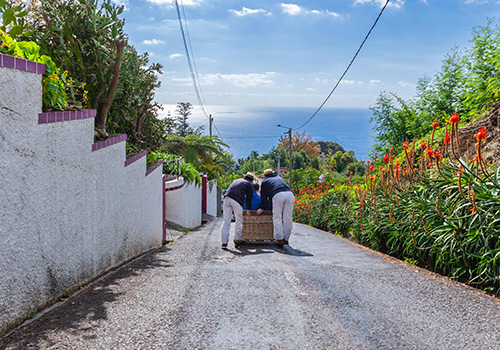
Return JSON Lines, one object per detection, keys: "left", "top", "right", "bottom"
{"left": 162, "top": 105, "right": 375, "bottom": 161}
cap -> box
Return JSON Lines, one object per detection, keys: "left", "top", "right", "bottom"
{"left": 263, "top": 168, "right": 274, "bottom": 176}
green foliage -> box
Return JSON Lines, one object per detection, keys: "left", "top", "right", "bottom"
{"left": 149, "top": 151, "right": 201, "bottom": 186}
{"left": 371, "top": 19, "right": 500, "bottom": 153}
{"left": 32, "top": 0, "right": 128, "bottom": 131}
{"left": 0, "top": 27, "right": 71, "bottom": 111}
{"left": 462, "top": 20, "right": 500, "bottom": 120}
{"left": 159, "top": 133, "right": 228, "bottom": 180}
{"left": 0, "top": 0, "right": 33, "bottom": 39}
{"left": 106, "top": 46, "right": 164, "bottom": 150}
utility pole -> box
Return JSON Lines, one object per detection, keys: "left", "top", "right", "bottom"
{"left": 209, "top": 114, "right": 213, "bottom": 136}
{"left": 276, "top": 155, "right": 281, "bottom": 177}
{"left": 276, "top": 124, "right": 293, "bottom": 186}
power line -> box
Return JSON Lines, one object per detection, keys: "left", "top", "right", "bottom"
{"left": 175, "top": 0, "right": 214, "bottom": 135}
{"left": 294, "top": 0, "right": 390, "bottom": 131}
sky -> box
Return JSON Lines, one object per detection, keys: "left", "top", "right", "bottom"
{"left": 116, "top": 0, "right": 500, "bottom": 112}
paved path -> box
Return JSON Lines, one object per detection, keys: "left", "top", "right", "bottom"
{"left": 2, "top": 218, "right": 500, "bottom": 350}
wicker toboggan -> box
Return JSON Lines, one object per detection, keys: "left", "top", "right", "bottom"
{"left": 241, "top": 210, "right": 274, "bottom": 242}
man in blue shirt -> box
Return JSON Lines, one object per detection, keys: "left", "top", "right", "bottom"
{"left": 221, "top": 172, "right": 254, "bottom": 248}
{"left": 257, "top": 168, "right": 295, "bottom": 247}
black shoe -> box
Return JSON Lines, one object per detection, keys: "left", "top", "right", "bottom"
{"left": 221, "top": 243, "right": 228, "bottom": 249}
{"left": 234, "top": 240, "right": 245, "bottom": 248}
{"left": 284, "top": 240, "right": 289, "bottom": 245}
{"left": 276, "top": 240, "right": 284, "bottom": 248}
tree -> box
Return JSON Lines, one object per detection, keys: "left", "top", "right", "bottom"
{"left": 316, "top": 141, "right": 345, "bottom": 155}
{"left": 278, "top": 131, "right": 320, "bottom": 159}
{"left": 174, "top": 102, "right": 203, "bottom": 136}
{"left": 106, "top": 46, "right": 164, "bottom": 152}
{"left": 462, "top": 20, "right": 500, "bottom": 120}
{"left": 159, "top": 134, "right": 227, "bottom": 180}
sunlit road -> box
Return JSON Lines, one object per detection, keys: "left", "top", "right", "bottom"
{"left": 2, "top": 217, "right": 500, "bottom": 350}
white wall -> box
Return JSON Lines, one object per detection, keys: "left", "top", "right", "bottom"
{"left": 206, "top": 180, "right": 218, "bottom": 217}
{"left": 0, "top": 61, "right": 163, "bottom": 334}
{"left": 165, "top": 177, "right": 202, "bottom": 228}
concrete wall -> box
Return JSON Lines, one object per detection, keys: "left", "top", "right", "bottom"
{"left": 206, "top": 180, "right": 218, "bottom": 217}
{"left": 164, "top": 177, "right": 202, "bottom": 228}
{"left": 0, "top": 55, "right": 164, "bottom": 334}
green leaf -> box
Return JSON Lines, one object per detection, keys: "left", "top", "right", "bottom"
{"left": 2, "top": 8, "right": 14, "bottom": 26}
{"left": 8, "top": 25, "right": 23, "bottom": 37}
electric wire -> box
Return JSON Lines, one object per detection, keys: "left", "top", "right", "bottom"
{"left": 294, "top": 0, "right": 390, "bottom": 131}
{"left": 179, "top": 1, "right": 211, "bottom": 119}
{"left": 175, "top": 0, "right": 213, "bottom": 134}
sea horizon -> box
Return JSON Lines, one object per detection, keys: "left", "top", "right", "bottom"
{"left": 160, "top": 105, "right": 375, "bottom": 161}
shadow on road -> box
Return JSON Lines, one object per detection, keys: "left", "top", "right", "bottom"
{"left": 225, "top": 244, "right": 313, "bottom": 257}
{"left": 0, "top": 247, "right": 174, "bottom": 350}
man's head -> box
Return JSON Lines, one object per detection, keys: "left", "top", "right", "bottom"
{"left": 253, "top": 183, "right": 260, "bottom": 191}
{"left": 244, "top": 172, "right": 255, "bottom": 181}
{"left": 263, "top": 168, "right": 274, "bottom": 177}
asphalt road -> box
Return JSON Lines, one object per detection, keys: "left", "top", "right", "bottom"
{"left": 2, "top": 217, "right": 500, "bottom": 350}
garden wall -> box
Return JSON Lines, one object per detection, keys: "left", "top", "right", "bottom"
{"left": 0, "top": 55, "right": 164, "bottom": 334}
{"left": 164, "top": 177, "right": 202, "bottom": 228}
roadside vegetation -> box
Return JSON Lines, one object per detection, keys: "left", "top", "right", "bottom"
{"left": 292, "top": 19, "right": 500, "bottom": 295}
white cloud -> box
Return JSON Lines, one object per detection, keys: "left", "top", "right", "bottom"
{"left": 229, "top": 7, "right": 270, "bottom": 16}
{"left": 200, "top": 57, "right": 218, "bottom": 63}
{"left": 169, "top": 53, "right": 183, "bottom": 59}
{"left": 353, "top": 0, "right": 405, "bottom": 9}
{"left": 340, "top": 79, "right": 364, "bottom": 85}
{"left": 306, "top": 87, "right": 316, "bottom": 92}
{"left": 369, "top": 79, "right": 383, "bottom": 85}
{"left": 201, "top": 72, "right": 276, "bottom": 88}
{"left": 141, "top": 38, "right": 165, "bottom": 45}
{"left": 146, "top": 0, "right": 204, "bottom": 6}
{"left": 465, "top": 0, "right": 489, "bottom": 3}
{"left": 398, "top": 80, "right": 415, "bottom": 87}
{"left": 281, "top": 3, "right": 302, "bottom": 15}
{"left": 311, "top": 9, "right": 341, "bottom": 18}
{"left": 282, "top": 3, "right": 342, "bottom": 18}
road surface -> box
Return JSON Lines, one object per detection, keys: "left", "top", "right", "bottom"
{"left": 2, "top": 217, "right": 500, "bottom": 349}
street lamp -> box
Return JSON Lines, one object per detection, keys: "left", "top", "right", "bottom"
{"left": 276, "top": 124, "right": 292, "bottom": 186}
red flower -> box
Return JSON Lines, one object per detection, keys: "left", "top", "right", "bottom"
{"left": 426, "top": 147, "right": 434, "bottom": 157}
{"left": 474, "top": 126, "right": 487, "bottom": 142}
{"left": 473, "top": 154, "right": 483, "bottom": 162}
{"left": 434, "top": 148, "right": 443, "bottom": 159}
{"left": 366, "top": 160, "right": 370, "bottom": 164}
{"left": 444, "top": 133, "right": 451, "bottom": 145}
{"left": 403, "top": 141, "right": 409, "bottom": 150}
{"left": 420, "top": 140, "right": 427, "bottom": 149}
{"left": 369, "top": 174, "right": 375, "bottom": 181}
{"left": 349, "top": 171, "right": 353, "bottom": 176}
{"left": 374, "top": 152, "right": 378, "bottom": 156}
{"left": 380, "top": 168, "right": 386, "bottom": 173}
{"left": 390, "top": 146, "right": 393, "bottom": 152}
{"left": 449, "top": 112, "right": 459, "bottom": 124}
{"left": 369, "top": 165, "right": 373, "bottom": 172}
{"left": 383, "top": 154, "right": 389, "bottom": 162}
{"left": 432, "top": 120, "right": 439, "bottom": 128}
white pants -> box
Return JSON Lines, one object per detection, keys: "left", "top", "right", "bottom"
{"left": 221, "top": 197, "right": 243, "bottom": 243}
{"left": 272, "top": 191, "right": 295, "bottom": 241}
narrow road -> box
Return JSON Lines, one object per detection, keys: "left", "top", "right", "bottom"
{"left": 2, "top": 217, "right": 500, "bottom": 350}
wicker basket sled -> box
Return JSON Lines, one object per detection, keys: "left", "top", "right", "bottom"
{"left": 241, "top": 210, "right": 274, "bottom": 243}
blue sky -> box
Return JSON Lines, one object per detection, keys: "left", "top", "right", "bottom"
{"left": 117, "top": 0, "right": 500, "bottom": 113}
